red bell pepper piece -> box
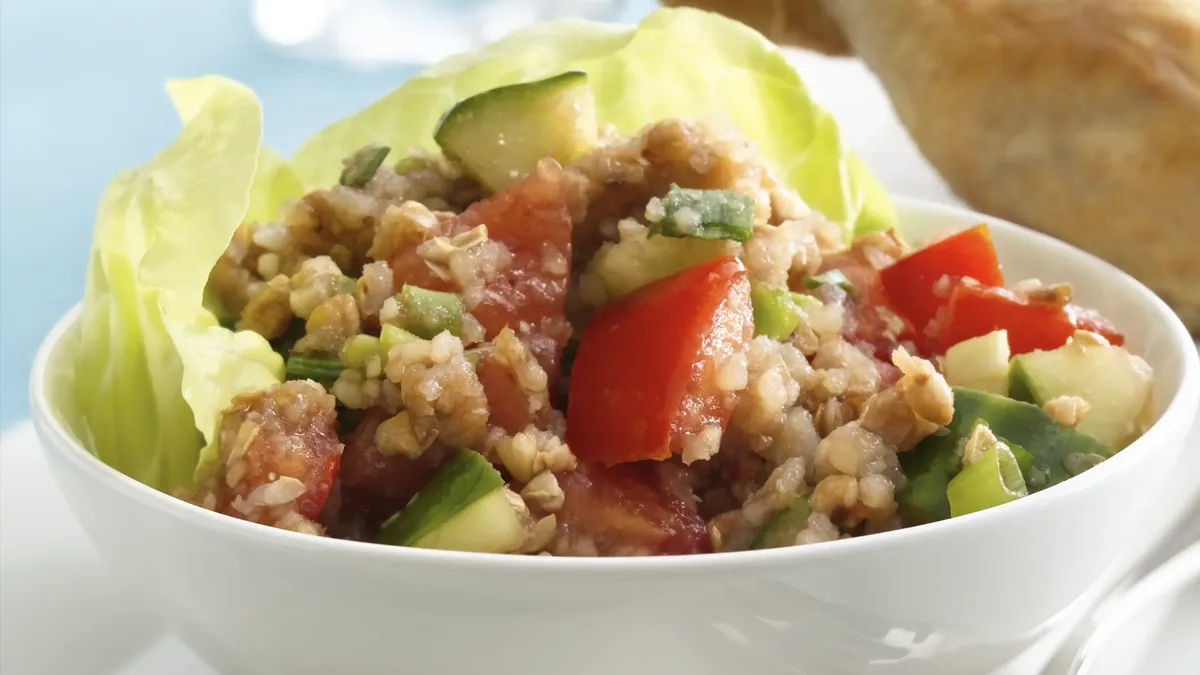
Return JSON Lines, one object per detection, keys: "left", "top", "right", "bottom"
{"left": 879, "top": 224, "right": 1005, "bottom": 335}
{"left": 566, "top": 256, "right": 753, "bottom": 466}
{"left": 937, "top": 283, "right": 1125, "bottom": 354}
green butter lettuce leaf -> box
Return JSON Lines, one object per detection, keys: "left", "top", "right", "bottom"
{"left": 247, "top": 145, "right": 306, "bottom": 226}
{"left": 203, "top": 145, "right": 305, "bottom": 323}
{"left": 60, "top": 76, "right": 283, "bottom": 493}
{"left": 292, "top": 6, "right": 894, "bottom": 239}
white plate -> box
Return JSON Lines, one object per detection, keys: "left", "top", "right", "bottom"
{"left": 1077, "top": 557, "right": 1200, "bottom": 675}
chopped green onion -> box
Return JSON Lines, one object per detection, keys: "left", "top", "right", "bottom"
{"left": 968, "top": 417, "right": 1035, "bottom": 482}
{"left": 751, "top": 284, "right": 801, "bottom": 341}
{"left": 1007, "top": 441, "right": 1035, "bottom": 481}
{"left": 380, "top": 323, "right": 420, "bottom": 354}
{"left": 946, "top": 446, "right": 1028, "bottom": 517}
{"left": 342, "top": 334, "right": 382, "bottom": 368}
{"left": 789, "top": 292, "right": 823, "bottom": 311}
{"left": 339, "top": 144, "right": 391, "bottom": 188}
{"left": 285, "top": 353, "right": 343, "bottom": 388}
{"left": 334, "top": 275, "right": 358, "bottom": 296}
{"left": 648, "top": 184, "right": 754, "bottom": 242}
{"left": 803, "top": 270, "right": 858, "bottom": 299}
{"left": 751, "top": 493, "right": 812, "bottom": 549}
{"left": 399, "top": 285, "right": 464, "bottom": 339}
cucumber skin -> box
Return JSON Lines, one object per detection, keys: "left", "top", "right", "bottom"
{"left": 1007, "top": 346, "right": 1153, "bottom": 450}
{"left": 433, "top": 71, "right": 596, "bottom": 191}
{"left": 378, "top": 449, "right": 504, "bottom": 547}
{"left": 433, "top": 71, "right": 588, "bottom": 142}
{"left": 898, "top": 387, "right": 1111, "bottom": 525}
{"left": 1007, "top": 358, "right": 1039, "bottom": 404}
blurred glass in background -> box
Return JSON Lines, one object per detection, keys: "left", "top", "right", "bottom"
{"left": 252, "top": 0, "right": 630, "bottom": 67}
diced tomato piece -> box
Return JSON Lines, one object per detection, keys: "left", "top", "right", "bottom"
{"left": 476, "top": 353, "right": 543, "bottom": 435}
{"left": 937, "top": 283, "right": 1124, "bottom": 354}
{"left": 821, "top": 252, "right": 917, "bottom": 359}
{"left": 556, "top": 463, "right": 711, "bottom": 556}
{"left": 338, "top": 408, "right": 448, "bottom": 517}
{"left": 215, "top": 381, "right": 342, "bottom": 524}
{"left": 389, "top": 162, "right": 576, "bottom": 380}
{"left": 388, "top": 210, "right": 461, "bottom": 293}
{"left": 566, "top": 256, "right": 754, "bottom": 465}
{"left": 458, "top": 162, "right": 574, "bottom": 337}
{"left": 388, "top": 247, "right": 458, "bottom": 294}
{"left": 879, "top": 224, "right": 1004, "bottom": 336}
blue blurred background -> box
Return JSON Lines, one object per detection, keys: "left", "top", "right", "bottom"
{"left": 0, "top": 0, "right": 654, "bottom": 428}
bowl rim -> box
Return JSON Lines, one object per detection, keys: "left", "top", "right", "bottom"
{"left": 31, "top": 195, "right": 1200, "bottom": 579}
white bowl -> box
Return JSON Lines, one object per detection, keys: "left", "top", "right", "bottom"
{"left": 31, "top": 198, "right": 1200, "bottom": 675}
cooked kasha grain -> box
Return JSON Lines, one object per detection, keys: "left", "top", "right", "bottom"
{"left": 197, "top": 103, "right": 1146, "bottom": 555}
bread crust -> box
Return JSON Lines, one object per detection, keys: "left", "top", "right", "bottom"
{"left": 672, "top": 0, "right": 1200, "bottom": 331}
{"left": 662, "top": 0, "right": 852, "bottom": 55}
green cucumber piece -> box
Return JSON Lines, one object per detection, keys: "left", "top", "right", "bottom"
{"left": 751, "top": 284, "right": 802, "bottom": 341}
{"left": 1007, "top": 357, "right": 1038, "bottom": 405}
{"left": 943, "top": 330, "right": 1010, "bottom": 396}
{"left": 434, "top": 71, "right": 598, "bottom": 191}
{"left": 378, "top": 449, "right": 523, "bottom": 553}
{"left": 342, "top": 334, "right": 382, "bottom": 368}
{"left": 649, "top": 184, "right": 754, "bottom": 242}
{"left": 751, "top": 495, "right": 813, "bottom": 549}
{"left": 898, "top": 388, "right": 1111, "bottom": 524}
{"left": 1009, "top": 342, "right": 1153, "bottom": 450}
{"left": 585, "top": 233, "right": 732, "bottom": 302}
{"left": 408, "top": 488, "right": 525, "bottom": 552}
{"left": 380, "top": 324, "right": 420, "bottom": 353}
{"left": 789, "top": 292, "right": 823, "bottom": 311}
{"left": 399, "top": 285, "right": 464, "bottom": 339}
{"left": 896, "top": 436, "right": 960, "bottom": 525}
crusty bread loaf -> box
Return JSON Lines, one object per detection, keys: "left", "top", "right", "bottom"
{"left": 667, "top": 0, "right": 1200, "bottom": 332}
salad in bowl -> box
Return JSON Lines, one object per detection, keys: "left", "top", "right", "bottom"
{"left": 191, "top": 81, "right": 1152, "bottom": 556}
{"left": 52, "top": 10, "right": 1160, "bottom": 559}
{"left": 32, "top": 8, "right": 1197, "bottom": 675}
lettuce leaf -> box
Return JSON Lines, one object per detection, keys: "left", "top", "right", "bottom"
{"left": 59, "top": 76, "right": 282, "bottom": 493}
{"left": 292, "top": 7, "right": 894, "bottom": 238}
{"left": 247, "top": 145, "right": 306, "bottom": 226}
